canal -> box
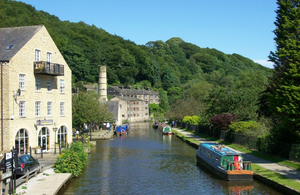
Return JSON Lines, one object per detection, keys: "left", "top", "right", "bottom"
{"left": 59, "top": 122, "right": 282, "bottom": 195}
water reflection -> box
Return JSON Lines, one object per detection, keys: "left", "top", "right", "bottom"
{"left": 59, "top": 122, "right": 282, "bottom": 195}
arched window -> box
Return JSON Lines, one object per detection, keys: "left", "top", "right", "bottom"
{"left": 15, "top": 129, "right": 29, "bottom": 154}
{"left": 38, "top": 127, "right": 50, "bottom": 151}
{"left": 58, "top": 126, "right": 67, "bottom": 147}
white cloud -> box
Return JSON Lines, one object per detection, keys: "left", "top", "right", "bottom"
{"left": 253, "top": 59, "right": 274, "bottom": 69}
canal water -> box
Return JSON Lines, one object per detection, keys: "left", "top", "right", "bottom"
{"left": 59, "top": 122, "right": 282, "bottom": 195}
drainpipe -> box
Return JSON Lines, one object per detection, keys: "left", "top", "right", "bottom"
{"left": 1, "top": 60, "right": 9, "bottom": 154}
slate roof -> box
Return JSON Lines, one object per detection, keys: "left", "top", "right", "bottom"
{"left": 0, "top": 25, "right": 43, "bottom": 62}
{"left": 108, "top": 86, "right": 159, "bottom": 96}
{"left": 112, "top": 96, "right": 147, "bottom": 102}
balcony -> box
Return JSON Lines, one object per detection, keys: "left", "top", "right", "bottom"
{"left": 34, "top": 61, "right": 64, "bottom": 76}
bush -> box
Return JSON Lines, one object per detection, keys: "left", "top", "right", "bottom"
{"left": 54, "top": 141, "right": 88, "bottom": 177}
{"left": 229, "top": 121, "right": 259, "bottom": 134}
{"left": 54, "top": 150, "right": 82, "bottom": 177}
{"left": 182, "top": 115, "right": 201, "bottom": 125}
{"left": 70, "top": 141, "right": 88, "bottom": 165}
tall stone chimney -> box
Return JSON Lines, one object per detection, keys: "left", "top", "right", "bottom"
{"left": 98, "top": 66, "right": 107, "bottom": 102}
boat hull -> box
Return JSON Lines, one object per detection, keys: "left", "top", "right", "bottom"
{"left": 196, "top": 152, "right": 253, "bottom": 181}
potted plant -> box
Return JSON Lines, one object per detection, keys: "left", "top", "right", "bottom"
{"left": 35, "top": 145, "right": 41, "bottom": 154}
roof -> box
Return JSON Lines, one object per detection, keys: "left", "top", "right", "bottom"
{"left": 108, "top": 86, "right": 159, "bottom": 96}
{"left": 0, "top": 25, "right": 43, "bottom": 62}
{"left": 111, "top": 96, "right": 147, "bottom": 102}
{"left": 200, "top": 143, "right": 241, "bottom": 156}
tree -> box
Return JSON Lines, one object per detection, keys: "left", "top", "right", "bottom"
{"left": 72, "top": 91, "right": 113, "bottom": 130}
{"left": 266, "top": 0, "right": 300, "bottom": 143}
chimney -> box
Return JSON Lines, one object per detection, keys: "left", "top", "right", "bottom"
{"left": 98, "top": 65, "right": 108, "bottom": 102}
{"left": 147, "top": 86, "right": 150, "bottom": 91}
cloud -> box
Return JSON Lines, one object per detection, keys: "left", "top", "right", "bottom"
{"left": 253, "top": 59, "right": 274, "bottom": 69}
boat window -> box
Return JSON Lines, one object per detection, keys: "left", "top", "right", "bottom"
{"left": 216, "top": 156, "right": 219, "bottom": 162}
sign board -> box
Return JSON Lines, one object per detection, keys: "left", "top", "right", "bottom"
{"left": 36, "top": 119, "right": 53, "bottom": 126}
{"left": 5, "top": 152, "right": 13, "bottom": 171}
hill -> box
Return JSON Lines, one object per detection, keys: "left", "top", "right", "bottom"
{"left": 0, "top": 0, "right": 271, "bottom": 91}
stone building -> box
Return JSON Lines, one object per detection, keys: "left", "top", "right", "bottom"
{"left": 109, "top": 96, "right": 149, "bottom": 125}
{"left": 107, "top": 86, "right": 159, "bottom": 104}
{"left": 0, "top": 25, "right": 72, "bottom": 155}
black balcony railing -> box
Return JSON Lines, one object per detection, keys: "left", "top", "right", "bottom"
{"left": 34, "top": 61, "right": 64, "bottom": 76}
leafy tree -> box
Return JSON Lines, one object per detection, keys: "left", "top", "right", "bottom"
{"left": 209, "top": 113, "right": 238, "bottom": 130}
{"left": 262, "top": 0, "right": 300, "bottom": 143}
{"left": 72, "top": 91, "right": 113, "bottom": 130}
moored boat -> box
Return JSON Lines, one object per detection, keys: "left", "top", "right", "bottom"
{"left": 196, "top": 142, "right": 253, "bottom": 181}
{"left": 158, "top": 123, "right": 173, "bottom": 135}
{"left": 116, "top": 126, "right": 127, "bottom": 136}
{"left": 153, "top": 121, "right": 159, "bottom": 129}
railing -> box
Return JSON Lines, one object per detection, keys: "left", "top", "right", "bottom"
{"left": 34, "top": 61, "right": 64, "bottom": 76}
{"left": 221, "top": 159, "right": 252, "bottom": 171}
{"left": 0, "top": 165, "right": 43, "bottom": 195}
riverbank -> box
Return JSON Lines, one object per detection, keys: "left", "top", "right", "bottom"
{"left": 172, "top": 127, "right": 300, "bottom": 195}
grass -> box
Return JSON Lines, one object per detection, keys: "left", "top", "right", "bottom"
{"left": 172, "top": 128, "right": 300, "bottom": 192}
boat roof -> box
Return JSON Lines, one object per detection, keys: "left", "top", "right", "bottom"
{"left": 200, "top": 142, "right": 241, "bottom": 156}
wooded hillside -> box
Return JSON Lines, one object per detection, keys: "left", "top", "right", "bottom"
{"left": 0, "top": 0, "right": 271, "bottom": 90}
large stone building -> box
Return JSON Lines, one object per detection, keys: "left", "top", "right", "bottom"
{"left": 107, "top": 86, "right": 159, "bottom": 104}
{"left": 109, "top": 96, "right": 150, "bottom": 125}
{"left": 0, "top": 25, "right": 72, "bottom": 155}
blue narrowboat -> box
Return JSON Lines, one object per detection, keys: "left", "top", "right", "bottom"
{"left": 196, "top": 142, "right": 253, "bottom": 181}
{"left": 116, "top": 126, "right": 127, "bottom": 136}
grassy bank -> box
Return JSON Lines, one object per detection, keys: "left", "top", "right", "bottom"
{"left": 172, "top": 128, "right": 300, "bottom": 193}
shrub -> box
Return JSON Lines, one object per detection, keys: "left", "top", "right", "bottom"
{"left": 70, "top": 141, "right": 88, "bottom": 165}
{"left": 182, "top": 115, "right": 200, "bottom": 125}
{"left": 229, "top": 121, "right": 259, "bottom": 134}
{"left": 54, "top": 150, "right": 82, "bottom": 177}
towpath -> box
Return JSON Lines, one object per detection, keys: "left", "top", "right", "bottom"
{"left": 173, "top": 128, "right": 300, "bottom": 183}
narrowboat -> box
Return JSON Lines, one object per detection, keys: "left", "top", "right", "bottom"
{"left": 153, "top": 121, "right": 159, "bottom": 129}
{"left": 196, "top": 142, "right": 253, "bottom": 181}
{"left": 116, "top": 126, "right": 127, "bottom": 136}
{"left": 158, "top": 123, "right": 173, "bottom": 135}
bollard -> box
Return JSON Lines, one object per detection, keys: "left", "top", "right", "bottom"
{"left": 41, "top": 148, "right": 43, "bottom": 158}
{"left": 30, "top": 146, "right": 32, "bottom": 156}
{"left": 59, "top": 145, "right": 61, "bottom": 154}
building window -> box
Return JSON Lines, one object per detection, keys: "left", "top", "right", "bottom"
{"left": 60, "top": 79, "right": 65, "bottom": 93}
{"left": 19, "top": 101, "right": 25, "bottom": 117}
{"left": 58, "top": 126, "right": 67, "bottom": 147}
{"left": 47, "top": 52, "right": 51, "bottom": 62}
{"left": 145, "top": 107, "right": 148, "bottom": 110}
{"left": 35, "top": 49, "right": 40, "bottom": 61}
{"left": 35, "top": 77, "right": 40, "bottom": 91}
{"left": 19, "top": 74, "right": 25, "bottom": 90}
{"left": 15, "top": 129, "right": 29, "bottom": 155}
{"left": 47, "top": 101, "right": 52, "bottom": 116}
{"left": 60, "top": 102, "right": 64, "bottom": 116}
{"left": 150, "top": 95, "right": 153, "bottom": 98}
{"left": 122, "top": 115, "right": 125, "bottom": 117}
{"left": 150, "top": 99, "right": 153, "bottom": 103}
{"left": 35, "top": 101, "right": 41, "bottom": 117}
{"left": 47, "top": 78, "right": 52, "bottom": 91}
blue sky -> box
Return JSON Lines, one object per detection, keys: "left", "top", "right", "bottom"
{"left": 19, "top": 0, "right": 277, "bottom": 68}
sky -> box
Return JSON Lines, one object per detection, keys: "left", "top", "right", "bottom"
{"left": 18, "top": 0, "right": 278, "bottom": 69}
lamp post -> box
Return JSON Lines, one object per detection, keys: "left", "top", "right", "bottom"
{"left": 53, "top": 127, "right": 58, "bottom": 154}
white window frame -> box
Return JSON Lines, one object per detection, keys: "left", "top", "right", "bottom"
{"left": 60, "top": 79, "right": 65, "bottom": 93}
{"left": 19, "top": 101, "right": 25, "bottom": 117}
{"left": 47, "top": 78, "right": 52, "bottom": 92}
{"left": 35, "top": 49, "right": 40, "bottom": 61}
{"left": 35, "top": 101, "right": 41, "bottom": 117}
{"left": 19, "top": 74, "right": 25, "bottom": 90}
{"left": 47, "top": 52, "right": 51, "bottom": 62}
{"left": 47, "top": 102, "right": 52, "bottom": 116}
{"left": 60, "top": 102, "right": 65, "bottom": 116}
{"left": 35, "top": 77, "right": 40, "bottom": 91}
